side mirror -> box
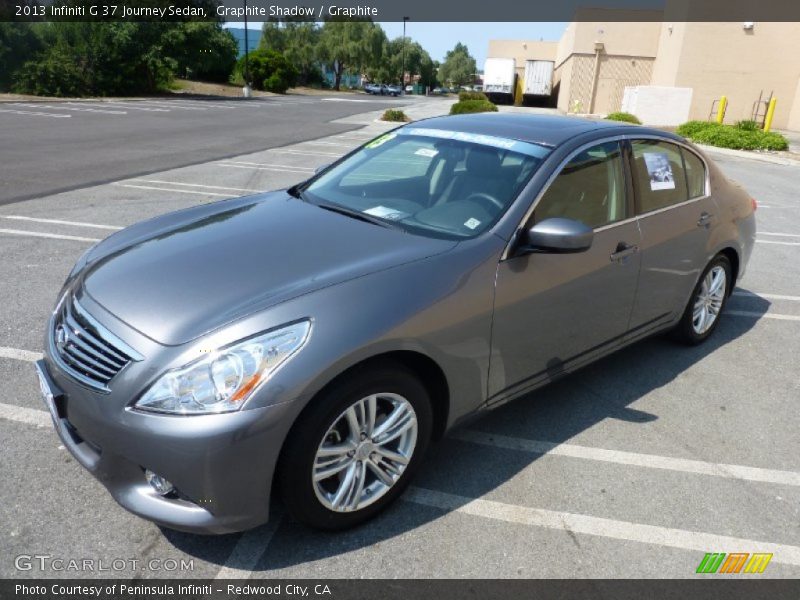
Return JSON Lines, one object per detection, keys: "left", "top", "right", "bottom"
{"left": 314, "top": 163, "right": 330, "bottom": 175}
{"left": 521, "top": 217, "right": 594, "bottom": 254}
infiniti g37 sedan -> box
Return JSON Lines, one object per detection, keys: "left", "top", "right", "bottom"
{"left": 36, "top": 114, "right": 756, "bottom": 533}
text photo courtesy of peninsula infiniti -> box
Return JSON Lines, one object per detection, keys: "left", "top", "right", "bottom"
{"left": 36, "top": 113, "right": 756, "bottom": 533}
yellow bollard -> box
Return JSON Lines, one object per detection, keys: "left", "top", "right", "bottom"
{"left": 715, "top": 96, "right": 727, "bottom": 124}
{"left": 764, "top": 97, "right": 777, "bottom": 132}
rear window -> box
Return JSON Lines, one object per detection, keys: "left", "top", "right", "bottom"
{"left": 682, "top": 148, "right": 707, "bottom": 198}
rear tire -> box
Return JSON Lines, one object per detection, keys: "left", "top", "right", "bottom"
{"left": 278, "top": 362, "right": 432, "bottom": 530}
{"left": 673, "top": 254, "right": 732, "bottom": 345}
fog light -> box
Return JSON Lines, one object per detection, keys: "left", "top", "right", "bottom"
{"left": 145, "top": 469, "right": 174, "bottom": 496}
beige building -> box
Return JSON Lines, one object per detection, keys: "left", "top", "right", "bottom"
{"left": 490, "top": 4, "right": 800, "bottom": 130}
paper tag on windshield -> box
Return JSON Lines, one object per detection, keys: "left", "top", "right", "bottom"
{"left": 365, "top": 206, "right": 408, "bottom": 220}
{"left": 464, "top": 218, "right": 481, "bottom": 230}
{"left": 415, "top": 148, "right": 439, "bottom": 158}
{"left": 365, "top": 133, "right": 396, "bottom": 149}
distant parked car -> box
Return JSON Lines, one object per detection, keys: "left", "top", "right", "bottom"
{"left": 405, "top": 85, "right": 414, "bottom": 93}
{"left": 363, "top": 83, "right": 379, "bottom": 94}
{"left": 432, "top": 87, "right": 446, "bottom": 95}
{"left": 473, "top": 85, "right": 483, "bottom": 92}
{"left": 385, "top": 85, "right": 402, "bottom": 97}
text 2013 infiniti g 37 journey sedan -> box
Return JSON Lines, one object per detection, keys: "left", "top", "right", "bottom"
{"left": 37, "top": 114, "right": 755, "bottom": 533}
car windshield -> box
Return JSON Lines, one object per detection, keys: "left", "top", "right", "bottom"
{"left": 301, "top": 128, "right": 551, "bottom": 239}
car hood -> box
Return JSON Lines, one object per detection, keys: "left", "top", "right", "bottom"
{"left": 80, "top": 192, "right": 457, "bottom": 345}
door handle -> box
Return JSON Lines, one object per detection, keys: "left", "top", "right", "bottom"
{"left": 610, "top": 242, "right": 639, "bottom": 262}
{"left": 697, "top": 212, "right": 713, "bottom": 228}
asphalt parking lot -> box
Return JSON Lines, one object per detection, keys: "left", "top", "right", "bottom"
{"left": 1, "top": 96, "right": 798, "bottom": 579}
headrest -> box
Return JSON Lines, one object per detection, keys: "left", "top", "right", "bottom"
{"left": 465, "top": 146, "right": 502, "bottom": 178}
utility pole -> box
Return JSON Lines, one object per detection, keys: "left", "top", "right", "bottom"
{"left": 243, "top": 0, "right": 252, "bottom": 97}
{"left": 401, "top": 17, "right": 409, "bottom": 94}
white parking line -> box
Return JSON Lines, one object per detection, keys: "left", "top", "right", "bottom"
{"left": 759, "top": 232, "right": 800, "bottom": 238}
{"left": 12, "top": 103, "right": 126, "bottom": 115}
{"left": 405, "top": 487, "right": 800, "bottom": 567}
{"left": 216, "top": 161, "right": 315, "bottom": 173}
{"left": 0, "top": 403, "right": 51, "bottom": 429}
{"left": 134, "top": 101, "right": 206, "bottom": 111}
{"left": 453, "top": 430, "right": 800, "bottom": 486}
{"left": 733, "top": 291, "right": 800, "bottom": 302}
{"left": 214, "top": 515, "right": 283, "bottom": 579}
{"left": 1, "top": 216, "right": 122, "bottom": 231}
{"left": 75, "top": 102, "right": 168, "bottom": 113}
{"left": 0, "top": 347, "right": 42, "bottom": 362}
{"left": 126, "top": 180, "right": 264, "bottom": 193}
{"left": 279, "top": 149, "right": 344, "bottom": 157}
{"left": 0, "top": 228, "right": 100, "bottom": 243}
{"left": 756, "top": 240, "right": 800, "bottom": 246}
{"left": 0, "top": 108, "right": 70, "bottom": 118}
{"left": 727, "top": 310, "right": 800, "bottom": 321}
{"left": 111, "top": 183, "right": 233, "bottom": 197}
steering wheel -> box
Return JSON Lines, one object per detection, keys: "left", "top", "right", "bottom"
{"left": 464, "top": 192, "right": 504, "bottom": 212}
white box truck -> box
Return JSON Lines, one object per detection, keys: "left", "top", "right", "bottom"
{"left": 523, "top": 60, "right": 554, "bottom": 97}
{"left": 483, "top": 58, "right": 516, "bottom": 104}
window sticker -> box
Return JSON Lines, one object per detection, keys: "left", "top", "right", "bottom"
{"left": 464, "top": 218, "right": 481, "bottom": 230}
{"left": 414, "top": 148, "right": 439, "bottom": 158}
{"left": 643, "top": 152, "right": 676, "bottom": 191}
{"left": 364, "top": 206, "right": 408, "bottom": 220}
{"left": 364, "top": 133, "right": 397, "bottom": 149}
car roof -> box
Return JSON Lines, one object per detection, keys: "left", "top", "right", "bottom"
{"left": 411, "top": 113, "right": 683, "bottom": 148}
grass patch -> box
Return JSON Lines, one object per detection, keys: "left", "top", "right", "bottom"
{"left": 450, "top": 99, "right": 498, "bottom": 115}
{"left": 676, "top": 120, "right": 788, "bottom": 151}
{"left": 381, "top": 109, "right": 408, "bottom": 122}
{"left": 605, "top": 111, "right": 641, "bottom": 124}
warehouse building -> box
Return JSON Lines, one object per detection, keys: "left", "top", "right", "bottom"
{"left": 489, "top": 5, "right": 800, "bottom": 130}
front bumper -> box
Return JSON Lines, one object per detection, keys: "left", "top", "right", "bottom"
{"left": 35, "top": 358, "right": 295, "bottom": 534}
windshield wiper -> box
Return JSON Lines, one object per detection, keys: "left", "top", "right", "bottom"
{"left": 316, "top": 203, "right": 403, "bottom": 231}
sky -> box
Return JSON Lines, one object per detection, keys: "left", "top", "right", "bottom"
{"left": 226, "top": 22, "right": 568, "bottom": 68}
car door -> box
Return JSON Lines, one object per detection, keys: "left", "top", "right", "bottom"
{"left": 626, "top": 138, "right": 717, "bottom": 330}
{"left": 489, "top": 140, "right": 642, "bottom": 401}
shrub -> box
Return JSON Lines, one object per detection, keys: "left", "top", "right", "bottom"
{"left": 449, "top": 99, "right": 498, "bottom": 115}
{"left": 236, "top": 48, "right": 298, "bottom": 94}
{"left": 676, "top": 120, "right": 788, "bottom": 151}
{"left": 381, "top": 109, "right": 408, "bottom": 122}
{"left": 605, "top": 111, "right": 641, "bottom": 124}
{"left": 735, "top": 119, "right": 759, "bottom": 131}
{"left": 458, "top": 90, "right": 488, "bottom": 102}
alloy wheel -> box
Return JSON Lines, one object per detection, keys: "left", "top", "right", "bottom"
{"left": 312, "top": 393, "right": 418, "bottom": 513}
{"left": 692, "top": 265, "right": 727, "bottom": 335}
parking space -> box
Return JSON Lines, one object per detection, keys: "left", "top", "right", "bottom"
{"left": 1, "top": 102, "right": 798, "bottom": 579}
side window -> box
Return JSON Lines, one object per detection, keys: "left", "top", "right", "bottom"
{"left": 630, "top": 140, "right": 689, "bottom": 214}
{"left": 534, "top": 141, "right": 626, "bottom": 229}
{"left": 682, "top": 148, "right": 707, "bottom": 198}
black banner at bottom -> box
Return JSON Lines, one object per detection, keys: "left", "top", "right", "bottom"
{"left": 2, "top": 579, "right": 800, "bottom": 600}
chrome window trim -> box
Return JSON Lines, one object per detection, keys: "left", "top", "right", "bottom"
{"left": 501, "top": 133, "right": 710, "bottom": 260}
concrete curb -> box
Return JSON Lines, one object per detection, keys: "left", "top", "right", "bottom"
{"left": 696, "top": 144, "right": 800, "bottom": 168}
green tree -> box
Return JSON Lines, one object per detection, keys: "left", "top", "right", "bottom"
{"left": 162, "top": 22, "right": 238, "bottom": 83}
{"left": 438, "top": 42, "right": 477, "bottom": 87}
{"left": 0, "top": 23, "right": 42, "bottom": 91}
{"left": 237, "top": 48, "right": 298, "bottom": 93}
{"left": 317, "top": 19, "right": 385, "bottom": 90}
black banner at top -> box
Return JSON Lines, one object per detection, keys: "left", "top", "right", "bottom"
{"left": 4, "top": 0, "right": 800, "bottom": 22}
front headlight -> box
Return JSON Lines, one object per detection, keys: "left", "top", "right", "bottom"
{"left": 134, "top": 321, "right": 311, "bottom": 415}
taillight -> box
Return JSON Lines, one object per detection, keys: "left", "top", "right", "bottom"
{"left": 751, "top": 198, "right": 758, "bottom": 212}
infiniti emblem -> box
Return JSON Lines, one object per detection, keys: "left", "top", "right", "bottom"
{"left": 55, "top": 324, "right": 67, "bottom": 353}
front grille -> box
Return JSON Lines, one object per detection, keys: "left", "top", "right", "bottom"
{"left": 51, "top": 295, "right": 142, "bottom": 391}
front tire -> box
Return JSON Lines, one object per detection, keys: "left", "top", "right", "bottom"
{"left": 673, "top": 254, "right": 732, "bottom": 345}
{"left": 278, "top": 362, "right": 432, "bottom": 530}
